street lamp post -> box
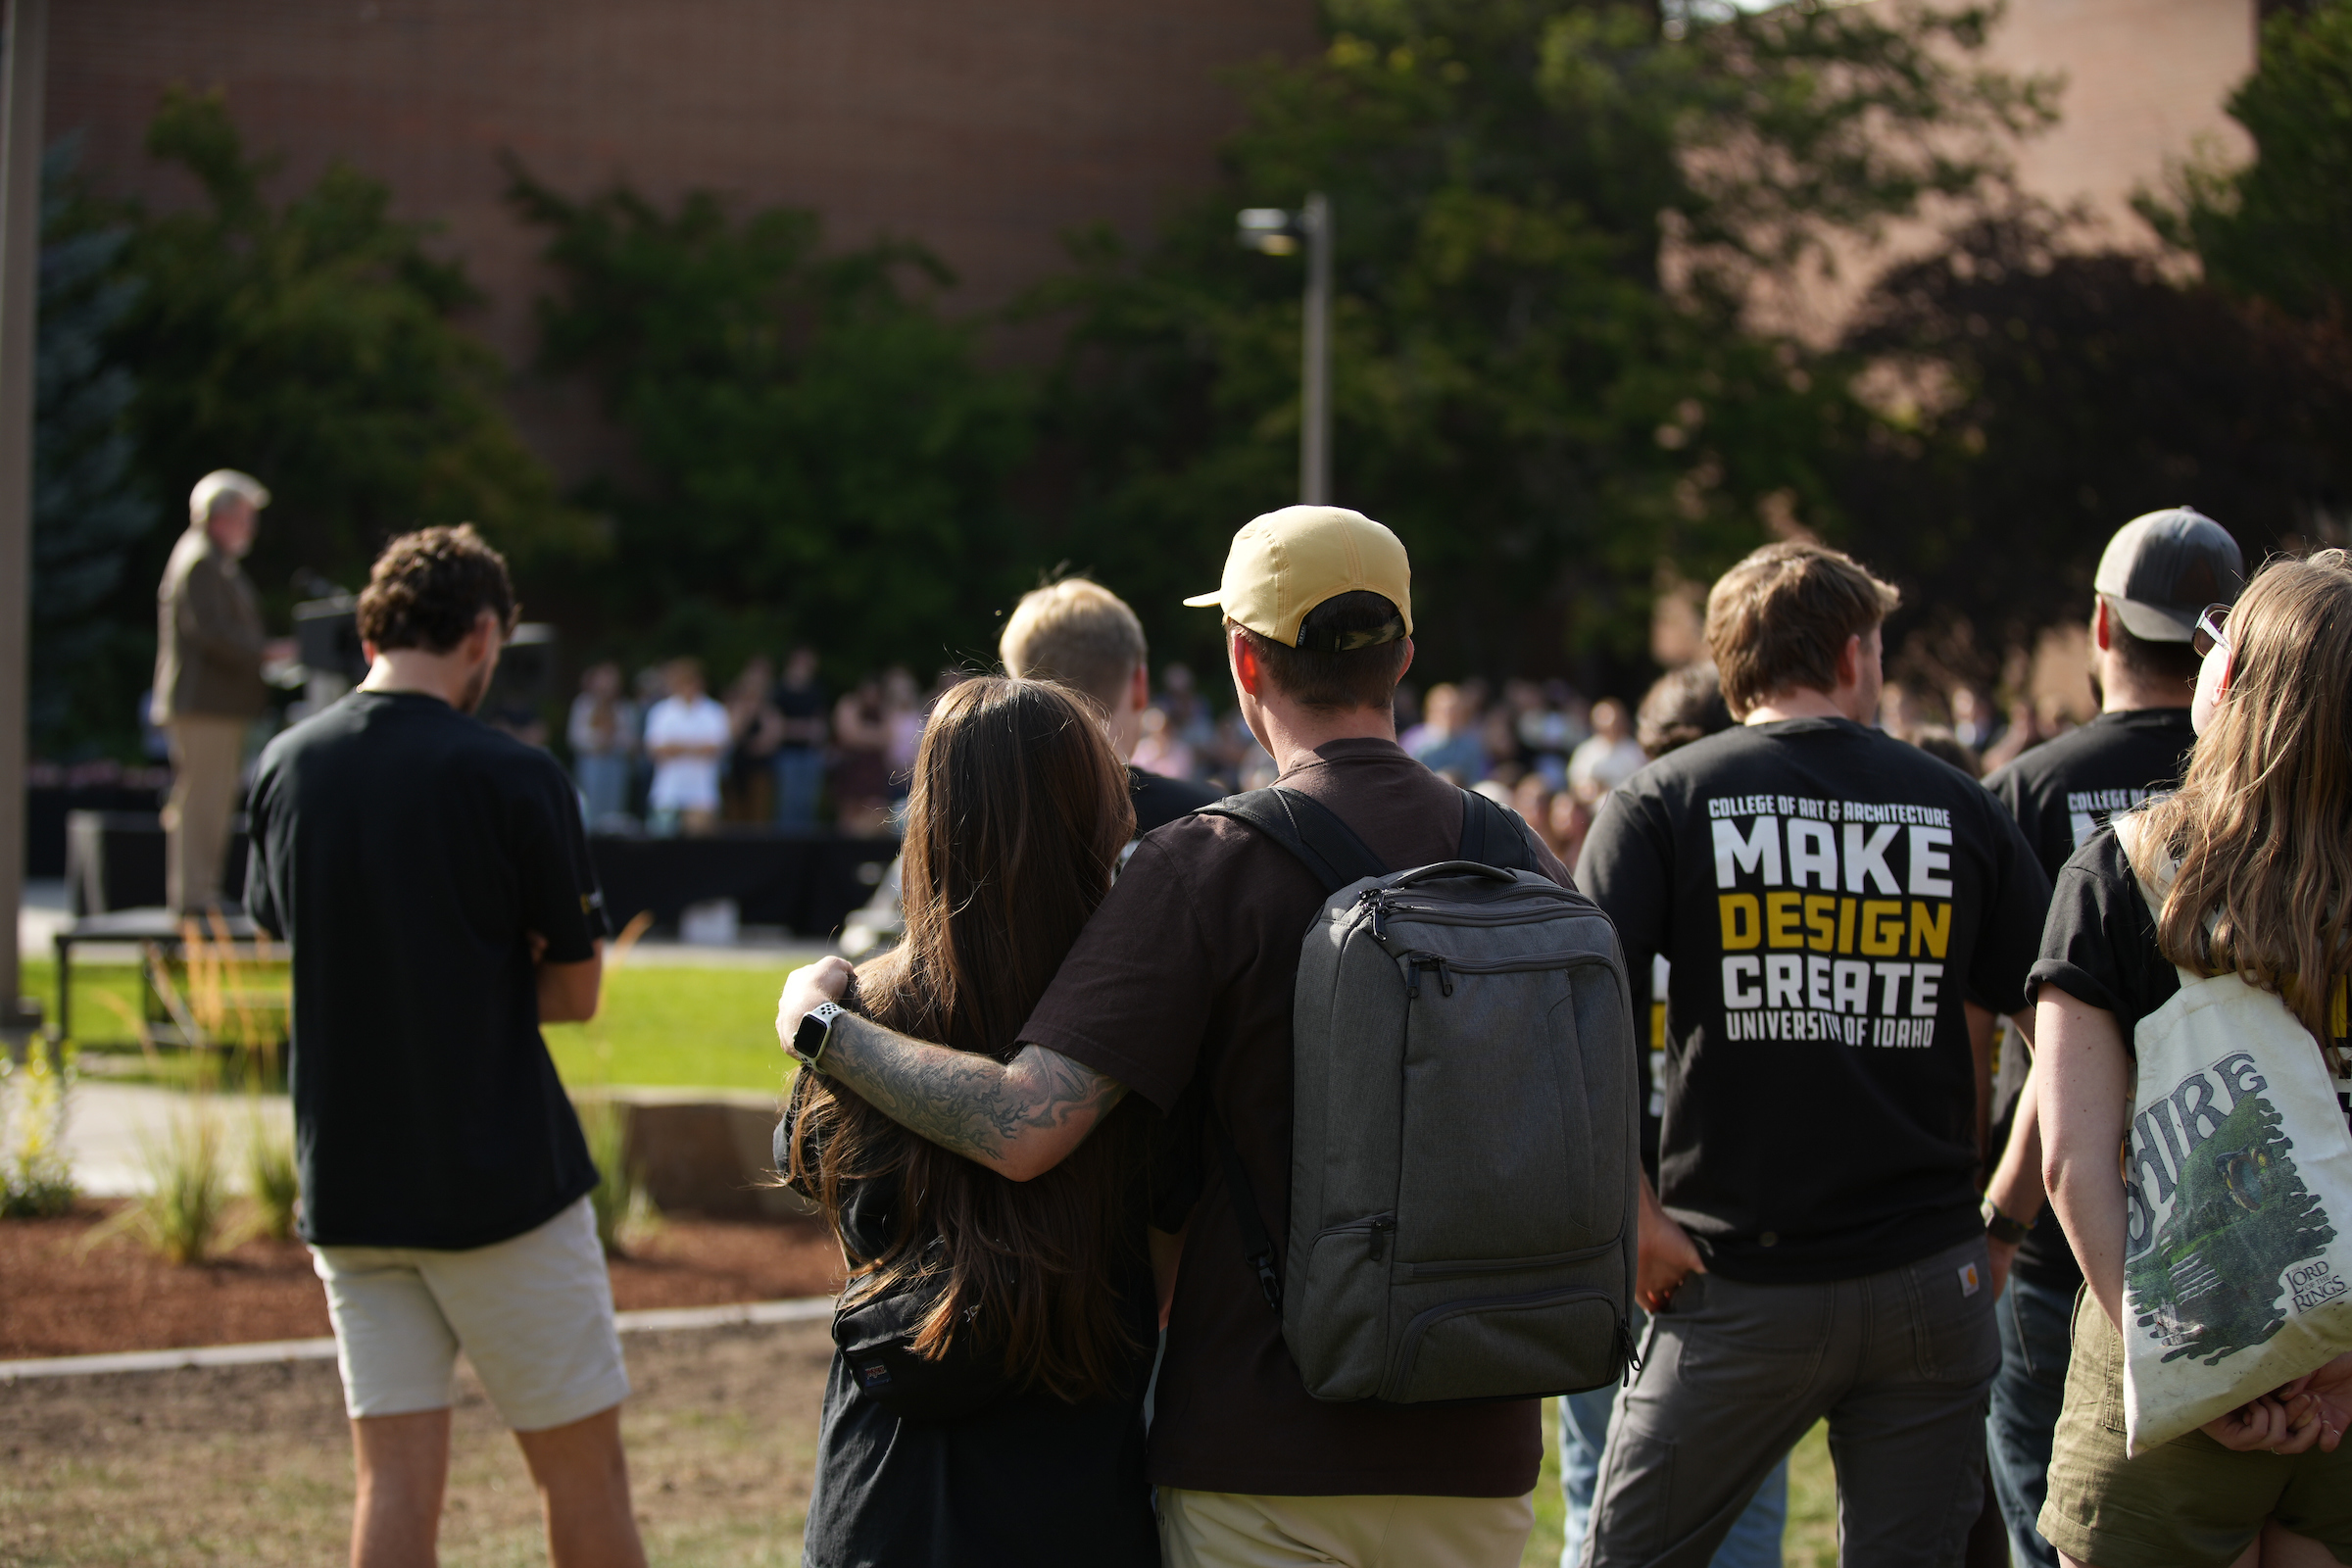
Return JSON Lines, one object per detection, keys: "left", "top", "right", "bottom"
{"left": 1238, "top": 193, "right": 1332, "bottom": 506}
{"left": 0, "top": 0, "right": 48, "bottom": 1052}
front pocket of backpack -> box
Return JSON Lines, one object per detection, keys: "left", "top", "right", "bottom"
{"left": 1381, "top": 1286, "right": 1620, "bottom": 1403}
{"left": 1290, "top": 1215, "right": 1396, "bottom": 1401}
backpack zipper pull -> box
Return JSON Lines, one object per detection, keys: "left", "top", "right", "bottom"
{"left": 1368, "top": 890, "right": 1392, "bottom": 942}
{"left": 1405, "top": 956, "right": 1424, "bottom": 1001}
{"left": 1368, "top": 1213, "right": 1396, "bottom": 1261}
{"left": 1435, "top": 956, "right": 1454, "bottom": 998}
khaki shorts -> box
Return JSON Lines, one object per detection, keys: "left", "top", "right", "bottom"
{"left": 311, "top": 1196, "right": 629, "bottom": 1432}
{"left": 2042, "top": 1288, "right": 2352, "bottom": 1568}
{"left": 1158, "top": 1487, "right": 1532, "bottom": 1568}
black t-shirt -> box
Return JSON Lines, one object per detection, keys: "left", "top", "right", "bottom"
{"left": 2028, "top": 831, "right": 2178, "bottom": 1038}
{"left": 773, "top": 676, "right": 828, "bottom": 749}
{"left": 1985, "top": 709, "right": 2195, "bottom": 882}
{"left": 1576, "top": 717, "right": 2051, "bottom": 1283}
{"left": 245, "top": 690, "right": 608, "bottom": 1249}
{"left": 787, "top": 1089, "right": 1160, "bottom": 1568}
{"left": 1129, "top": 765, "right": 1219, "bottom": 835}
{"left": 1985, "top": 709, "right": 2194, "bottom": 1289}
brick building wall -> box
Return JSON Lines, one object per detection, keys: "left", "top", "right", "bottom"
{"left": 44, "top": 0, "right": 2259, "bottom": 468}
{"left": 47, "top": 0, "right": 1319, "bottom": 475}
{"left": 1991, "top": 0, "right": 2256, "bottom": 240}
{"left": 1750, "top": 0, "right": 2259, "bottom": 340}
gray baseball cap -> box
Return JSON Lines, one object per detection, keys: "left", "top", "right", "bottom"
{"left": 2092, "top": 506, "right": 2245, "bottom": 642}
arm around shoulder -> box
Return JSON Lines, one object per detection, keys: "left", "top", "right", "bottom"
{"left": 773, "top": 958, "right": 1129, "bottom": 1182}
{"left": 822, "top": 1014, "right": 1127, "bottom": 1183}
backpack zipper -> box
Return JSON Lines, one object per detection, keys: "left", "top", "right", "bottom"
{"left": 1310, "top": 1212, "right": 1399, "bottom": 1262}
{"left": 1401, "top": 952, "right": 1453, "bottom": 999}
{"left": 1360, "top": 884, "right": 1578, "bottom": 942}
{"left": 1401, "top": 948, "right": 1607, "bottom": 996}
{"left": 1440, "top": 951, "right": 1616, "bottom": 975}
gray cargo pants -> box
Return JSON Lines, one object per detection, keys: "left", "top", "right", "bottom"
{"left": 1585, "top": 1233, "right": 1999, "bottom": 1568}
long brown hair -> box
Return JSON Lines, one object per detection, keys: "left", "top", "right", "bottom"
{"left": 2140, "top": 549, "right": 2352, "bottom": 1056}
{"left": 786, "top": 676, "right": 1142, "bottom": 1400}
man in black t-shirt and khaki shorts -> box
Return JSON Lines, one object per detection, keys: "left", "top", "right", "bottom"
{"left": 246, "top": 527, "right": 645, "bottom": 1568}
{"left": 1577, "top": 542, "right": 2049, "bottom": 1568}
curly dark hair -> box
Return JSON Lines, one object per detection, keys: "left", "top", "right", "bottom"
{"left": 356, "top": 525, "right": 515, "bottom": 654}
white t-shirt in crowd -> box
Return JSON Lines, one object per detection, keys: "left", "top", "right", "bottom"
{"left": 1567, "top": 734, "right": 1648, "bottom": 797}
{"left": 643, "top": 694, "right": 731, "bottom": 811}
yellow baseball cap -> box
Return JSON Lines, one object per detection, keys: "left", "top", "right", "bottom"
{"left": 1182, "top": 506, "right": 1414, "bottom": 650}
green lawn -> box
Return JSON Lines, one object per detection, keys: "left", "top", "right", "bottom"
{"left": 547, "top": 963, "right": 803, "bottom": 1092}
{"left": 24, "top": 956, "right": 802, "bottom": 1094}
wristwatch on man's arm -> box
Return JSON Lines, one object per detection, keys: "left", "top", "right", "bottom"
{"left": 1982, "top": 1197, "right": 2034, "bottom": 1246}
{"left": 792, "top": 1003, "right": 846, "bottom": 1074}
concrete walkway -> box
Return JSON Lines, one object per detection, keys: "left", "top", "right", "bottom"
{"left": 49, "top": 1082, "right": 293, "bottom": 1199}
{"left": 0, "top": 1297, "right": 834, "bottom": 1381}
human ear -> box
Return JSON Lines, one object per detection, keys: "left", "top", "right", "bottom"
{"left": 1231, "top": 633, "right": 1261, "bottom": 697}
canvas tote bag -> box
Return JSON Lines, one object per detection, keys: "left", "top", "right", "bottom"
{"left": 2112, "top": 811, "right": 2352, "bottom": 1452}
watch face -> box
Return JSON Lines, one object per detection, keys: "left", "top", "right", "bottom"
{"left": 794, "top": 1007, "right": 830, "bottom": 1059}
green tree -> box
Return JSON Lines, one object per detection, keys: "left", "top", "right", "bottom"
{"left": 1025, "top": 0, "right": 2052, "bottom": 678}
{"left": 2145, "top": 0, "right": 2352, "bottom": 320}
{"left": 1832, "top": 207, "right": 2352, "bottom": 683}
{"left": 30, "top": 138, "right": 150, "bottom": 758}
{"left": 108, "top": 89, "right": 592, "bottom": 608}
{"left": 506, "top": 169, "right": 1038, "bottom": 676}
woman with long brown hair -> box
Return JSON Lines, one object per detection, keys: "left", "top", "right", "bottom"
{"left": 2038, "top": 549, "right": 2352, "bottom": 1568}
{"left": 778, "top": 675, "right": 1158, "bottom": 1567}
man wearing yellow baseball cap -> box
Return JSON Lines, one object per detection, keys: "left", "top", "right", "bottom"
{"left": 779, "top": 505, "right": 1573, "bottom": 1566}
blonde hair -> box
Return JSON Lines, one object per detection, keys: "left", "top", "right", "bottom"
{"left": 999, "top": 578, "right": 1147, "bottom": 714}
{"left": 2140, "top": 549, "right": 2352, "bottom": 1051}
{"left": 1705, "top": 542, "right": 1900, "bottom": 717}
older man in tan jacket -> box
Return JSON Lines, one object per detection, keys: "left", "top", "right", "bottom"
{"left": 153, "top": 469, "right": 276, "bottom": 912}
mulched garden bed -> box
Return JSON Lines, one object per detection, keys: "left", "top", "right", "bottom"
{"left": 0, "top": 1201, "right": 845, "bottom": 1360}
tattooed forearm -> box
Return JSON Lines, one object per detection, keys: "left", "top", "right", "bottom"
{"left": 818, "top": 1013, "right": 1128, "bottom": 1180}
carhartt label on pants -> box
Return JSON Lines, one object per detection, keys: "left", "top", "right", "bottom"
{"left": 1959, "top": 1261, "right": 1982, "bottom": 1297}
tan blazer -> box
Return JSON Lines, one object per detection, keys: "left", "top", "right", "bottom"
{"left": 153, "top": 526, "right": 269, "bottom": 721}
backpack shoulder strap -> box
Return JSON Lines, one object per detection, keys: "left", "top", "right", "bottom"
{"left": 1456, "top": 786, "right": 1538, "bottom": 873}
{"left": 1200, "top": 786, "right": 1390, "bottom": 894}
{"left": 2111, "top": 808, "right": 2179, "bottom": 926}
{"left": 1209, "top": 1115, "right": 1283, "bottom": 1312}
{"left": 2113, "top": 808, "right": 2215, "bottom": 991}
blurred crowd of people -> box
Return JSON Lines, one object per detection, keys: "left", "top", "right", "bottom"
{"left": 563, "top": 642, "right": 2090, "bottom": 844}
{"left": 564, "top": 650, "right": 953, "bottom": 837}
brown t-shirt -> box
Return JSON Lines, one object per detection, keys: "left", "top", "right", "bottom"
{"left": 1019, "top": 737, "right": 1572, "bottom": 1497}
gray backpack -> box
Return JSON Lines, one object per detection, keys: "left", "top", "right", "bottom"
{"left": 1200, "top": 786, "right": 1639, "bottom": 1404}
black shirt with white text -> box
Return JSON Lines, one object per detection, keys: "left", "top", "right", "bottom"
{"left": 1577, "top": 718, "right": 2049, "bottom": 1283}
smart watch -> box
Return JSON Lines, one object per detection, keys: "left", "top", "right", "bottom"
{"left": 793, "top": 1002, "right": 846, "bottom": 1073}
{"left": 1982, "top": 1198, "right": 2034, "bottom": 1246}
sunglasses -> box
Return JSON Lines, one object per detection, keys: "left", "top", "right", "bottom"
{"left": 2191, "top": 603, "right": 2231, "bottom": 661}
